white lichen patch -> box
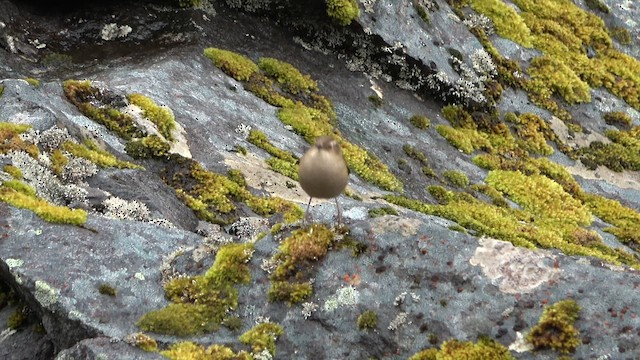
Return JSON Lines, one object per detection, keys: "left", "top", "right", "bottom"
{"left": 323, "top": 285, "right": 359, "bottom": 312}
{"left": 100, "top": 23, "right": 132, "bottom": 41}
{"left": 34, "top": 280, "right": 59, "bottom": 309}
{"left": 370, "top": 216, "right": 422, "bottom": 237}
{"left": 508, "top": 331, "right": 534, "bottom": 353}
{"left": 469, "top": 237, "right": 560, "bottom": 294}
{"left": 6, "top": 258, "right": 24, "bottom": 269}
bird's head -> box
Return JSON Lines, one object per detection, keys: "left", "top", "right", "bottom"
{"left": 314, "top": 135, "right": 341, "bottom": 153}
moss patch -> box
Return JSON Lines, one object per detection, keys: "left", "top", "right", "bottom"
{"left": 62, "top": 140, "right": 141, "bottom": 169}
{"left": 239, "top": 322, "right": 284, "bottom": 356}
{"left": 0, "top": 184, "right": 87, "bottom": 226}
{"left": 326, "top": 0, "right": 360, "bottom": 26}
{"left": 268, "top": 224, "right": 334, "bottom": 305}
{"left": 408, "top": 337, "right": 515, "bottom": 360}
{"left": 357, "top": 310, "right": 378, "bottom": 330}
{"left": 137, "top": 243, "right": 254, "bottom": 336}
{"left": 127, "top": 93, "right": 177, "bottom": 141}
{"left": 203, "top": 48, "right": 259, "bottom": 81}
{"left": 162, "top": 342, "right": 251, "bottom": 360}
{"left": 526, "top": 299, "right": 581, "bottom": 354}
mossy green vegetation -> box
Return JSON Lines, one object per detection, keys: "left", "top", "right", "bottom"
{"left": 368, "top": 206, "right": 399, "bottom": 218}
{"left": 50, "top": 149, "right": 69, "bottom": 176}
{"left": 3, "top": 164, "right": 23, "bottom": 179}
{"left": 239, "top": 322, "right": 284, "bottom": 356}
{"left": 326, "top": 0, "right": 360, "bottom": 26}
{"left": 268, "top": 224, "right": 334, "bottom": 305}
{"left": 128, "top": 93, "right": 177, "bottom": 141}
{"left": 62, "top": 140, "right": 141, "bottom": 169}
{"left": 584, "top": 193, "right": 640, "bottom": 251}
{"left": 24, "top": 78, "right": 40, "bottom": 87}
{"left": 126, "top": 332, "right": 158, "bottom": 352}
{"left": 162, "top": 342, "right": 251, "bottom": 360}
{"left": 357, "top": 310, "right": 378, "bottom": 330}
{"left": 512, "top": 113, "right": 554, "bottom": 155}
{"left": 125, "top": 135, "right": 171, "bottom": 159}
{"left": 247, "top": 129, "right": 299, "bottom": 180}
{"left": 469, "top": 0, "right": 533, "bottom": 47}
{"left": 577, "top": 126, "right": 640, "bottom": 171}
{"left": 436, "top": 125, "right": 492, "bottom": 154}
{"left": 7, "top": 306, "right": 27, "bottom": 329}
{"left": 610, "top": 26, "right": 632, "bottom": 45}
{"left": 603, "top": 111, "right": 632, "bottom": 129}
{"left": 0, "top": 122, "right": 39, "bottom": 157}
{"left": 98, "top": 284, "right": 117, "bottom": 296}
{"left": 443, "top": 170, "right": 469, "bottom": 188}
{"left": 0, "top": 184, "right": 87, "bottom": 226}
{"left": 204, "top": 48, "right": 401, "bottom": 193}
{"left": 137, "top": 243, "right": 254, "bottom": 336}
{"left": 470, "top": 0, "right": 640, "bottom": 111}
{"left": 410, "top": 114, "right": 431, "bottom": 129}
{"left": 203, "top": 48, "right": 259, "bottom": 81}
{"left": 585, "top": 0, "right": 609, "bottom": 13}
{"left": 408, "top": 337, "right": 515, "bottom": 360}
{"left": 258, "top": 58, "right": 318, "bottom": 95}
{"left": 368, "top": 94, "right": 384, "bottom": 108}
{"left": 526, "top": 299, "right": 581, "bottom": 354}
{"left": 166, "top": 157, "right": 302, "bottom": 224}
{"left": 63, "top": 80, "right": 143, "bottom": 140}
{"left": 0, "top": 84, "right": 4, "bottom": 97}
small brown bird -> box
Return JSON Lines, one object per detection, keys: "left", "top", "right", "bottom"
{"left": 298, "top": 135, "right": 349, "bottom": 223}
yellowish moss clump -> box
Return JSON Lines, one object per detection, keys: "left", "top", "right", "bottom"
{"left": 469, "top": 0, "right": 532, "bottom": 47}
{"left": 162, "top": 342, "right": 251, "bottom": 360}
{"left": 137, "top": 243, "right": 254, "bottom": 336}
{"left": 0, "top": 122, "right": 39, "bottom": 157}
{"left": 409, "top": 114, "right": 431, "bottom": 129}
{"left": 258, "top": 58, "right": 318, "bottom": 95}
{"left": 62, "top": 140, "right": 141, "bottom": 169}
{"left": 268, "top": 224, "right": 334, "bottom": 304}
{"left": 442, "top": 170, "right": 469, "bottom": 188}
{"left": 63, "top": 80, "right": 143, "bottom": 140}
{"left": 128, "top": 93, "right": 177, "bottom": 141}
{"left": 125, "top": 332, "right": 158, "bottom": 352}
{"left": 203, "top": 48, "right": 259, "bottom": 81}
{"left": 512, "top": 113, "right": 554, "bottom": 155}
{"left": 2, "top": 164, "right": 22, "bottom": 179}
{"left": 125, "top": 135, "right": 171, "bottom": 159}
{"left": 526, "top": 299, "right": 581, "bottom": 354}
{"left": 247, "top": 129, "right": 299, "bottom": 180}
{"left": 408, "top": 337, "right": 515, "bottom": 360}
{"left": 356, "top": 310, "right": 378, "bottom": 330}
{"left": 239, "top": 322, "right": 284, "bottom": 356}
{"left": 436, "top": 125, "right": 492, "bottom": 154}
{"left": 577, "top": 126, "right": 640, "bottom": 172}
{"left": 584, "top": 193, "right": 640, "bottom": 250}
{"left": 0, "top": 185, "right": 87, "bottom": 226}
{"left": 24, "top": 78, "right": 40, "bottom": 87}
{"left": 326, "top": 0, "right": 360, "bottom": 26}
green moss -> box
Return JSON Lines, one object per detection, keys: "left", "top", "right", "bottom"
{"left": 62, "top": 140, "right": 141, "bottom": 169}
{"left": 470, "top": 184, "right": 508, "bottom": 207}
{"left": 335, "top": 234, "right": 368, "bottom": 256}
{"left": 414, "top": 2, "right": 430, "bottom": 24}
{"left": 203, "top": 48, "right": 259, "bottom": 81}
{"left": 368, "top": 206, "right": 399, "bottom": 218}
{"left": 127, "top": 93, "right": 176, "bottom": 141}
{"left": 610, "top": 27, "right": 632, "bottom": 45}
{"left": 64, "top": 80, "right": 144, "bottom": 140}
{"left": 258, "top": 58, "right": 318, "bottom": 95}
{"left": 227, "top": 169, "right": 247, "bottom": 188}
{"left": 427, "top": 185, "right": 454, "bottom": 204}
{"left": 0, "top": 185, "right": 87, "bottom": 225}
{"left": 409, "top": 114, "right": 431, "bottom": 129}
{"left": 235, "top": 144, "right": 248, "bottom": 155}
{"left": 443, "top": 170, "right": 469, "bottom": 188}
{"left": 403, "top": 144, "right": 430, "bottom": 166}
{"left": 442, "top": 105, "right": 475, "bottom": 129}
{"left": 125, "top": 135, "right": 171, "bottom": 159}
{"left": 0, "top": 122, "right": 39, "bottom": 157}
{"left": 603, "top": 111, "right": 632, "bottom": 128}
{"left": 222, "top": 315, "right": 243, "bottom": 331}
{"left": 50, "top": 149, "right": 68, "bottom": 176}
{"left": 8, "top": 306, "right": 27, "bottom": 329}
{"left": 326, "top": 0, "right": 360, "bottom": 26}
{"left": 513, "top": 113, "right": 554, "bottom": 155}
{"left": 268, "top": 224, "right": 334, "bottom": 305}
{"left": 0, "top": 85, "right": 4, "bottom": 97}
{"left": 98, "top": 284, "right": 117, "bottom": 297}
{"left": 127, "top": 332, "right": 158, "bottom": 352}
{"left": 339, "top": 136, "right": 403, "bottom": 192}
{"left": 585, "top": 0, "right": 609, "bottom": 13}
{"left": 422, "top": 166, "right": 437, "bottom": 178}
{"left": 239, "top": 322, "right": 284, "bottom": 356}
{"left": 368, "top": 94, "right": 384, "bottom": 108}
{"left": 448, "top": 224, "right": 466, "bottom": 233}
{"left": 24, "top": 78, "right": 40, "bottom": 87}
{"left": 3, "top": 164, "right": 22, "bottom": 179}
{"left": 137, "top": 243, "right": 253, "bottom": 336}
{"left": 436, "top": 125, "right": 492, "bottom": 154}
{"left": 247, "top": 129, "right": 299, "bottom": 179}
{"left": 2, "top": 180, "right": 36, "bottom": 197}
{"left": 408, "top": 337, "right": 515, "bottom": 360}
{"left": 578, "top": 127, "right": 640, "bottom": 171}
{"left": 357, "top": 310, "right": 378, "bottom": 330}
{"left": 527, "top": 299, "right": 581, "bottom": 354}
{"left": 469, "top": 0, "right": 533, "bottom": 47}
{"left": 528, "top": 56, "right": 591, "bottom": 104}
{"left": 584, "top": 193, "right": 640, "bottom": 250}
{"left": 162, "top": 342, "right": 251, "bottom": 360}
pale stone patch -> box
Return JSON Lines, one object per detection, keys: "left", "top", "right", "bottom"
{"left": 469, "top": 237, "right": 560, "bottom": 294}
{"left": 370, "top": 216, "right": 422, "bottom": 237}
{"left": 548, "top": 115, "right": 610, "bottom": 148}
{"left": 567, "top": 160, "right": 640, "bottom": 191}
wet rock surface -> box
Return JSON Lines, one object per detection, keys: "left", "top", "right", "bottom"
{"left": 1, "top": 0, "right": 640, "bottom": 359}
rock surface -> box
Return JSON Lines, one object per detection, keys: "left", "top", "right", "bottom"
{"left": 1, "top": 1, "right": 640, "bottom": 359}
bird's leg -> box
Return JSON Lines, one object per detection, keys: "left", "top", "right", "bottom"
{"left": 335, "top": 197, "right": 342, "bottom": 225}
{"left": 303, "top": 197, "right": 314, "bottom": 225}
